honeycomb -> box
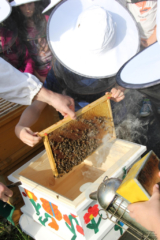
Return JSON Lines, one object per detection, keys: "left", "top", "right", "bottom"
{"left": 48, "top": 116, "right": 109, "bottom": 177}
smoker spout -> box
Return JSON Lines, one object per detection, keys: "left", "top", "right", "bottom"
{"left": 89, "top": 191, "right": 97, "bottom": 200}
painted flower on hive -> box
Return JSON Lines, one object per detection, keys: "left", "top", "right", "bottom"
{"left": 23, "top": 189, "right": 41, "bottom": 216}
{"left": 24, "top": 189, "right": 37, "bottom": 201}
{"left": 40, "top": 198, "right": 62, "bottom": 230}
{"left": 63, "top": 214, "right": 84, "bottom": 240}
{"left": 22, "top": 189, "right": 41, "bottom": 215}
{"left": 40, "top": 198, "right": 62, "bottom": 220}
{"left": 48, "top": 217, "right": 59, "bottom": 230}
{"left": 83, "top": 204, "right": 102, "bottom": 234}
{"left": 22, "top": 190, "right": 61, "bottom": 230}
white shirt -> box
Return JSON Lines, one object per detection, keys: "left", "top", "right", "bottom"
{"left": 0, "top": 57, "right": 42, "bottom": 105}
{"left": 117, "top": 0, "right": 157, "bottom": 39}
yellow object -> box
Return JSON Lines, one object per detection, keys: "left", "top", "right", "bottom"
{"left": 12, "top": 209, "right": 22, "bottom": 226}
{"left": 116, "top": 153, "right": 150, "bottom": 203}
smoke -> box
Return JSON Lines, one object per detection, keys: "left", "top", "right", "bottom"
{"left": 115, "top": 114, "right": 148, "bottom": 144}
{"left": 111, "top": 89, "right": 160, "bottom": 158}
{"left": 112, "top": 89, "right": 149, "bottom": 145}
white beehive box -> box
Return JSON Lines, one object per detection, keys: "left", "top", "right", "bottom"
{"left": 8, "top": 96, "right": 146, "bottom": 240}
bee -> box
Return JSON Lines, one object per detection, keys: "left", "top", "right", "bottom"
{"left": 80, "top": 119, "right": 85, "bottom": 123}
{"left": 50, "top": 141, "right": 54, "bottom": 146}
{"left": 59, "top": 145, "right": 62, "bottom": 150}
{"left": 54, "top": 145, "right": 59, "bottom": 150}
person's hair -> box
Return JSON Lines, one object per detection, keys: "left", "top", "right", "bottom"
{"left": 12, "top": 2, "right": 46, "bottom": 40}
{"left": 11, "top": 2, "right": 47, "bottom": 65}
{"left": 0, "top": 16, "right": 17, "bottom": 40}
{"left": 0, "top": 17, "right": 26, "bottom": 70}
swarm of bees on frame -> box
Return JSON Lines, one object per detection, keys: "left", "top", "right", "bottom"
{"left": 48, "top": 116, "right": 109, "bottom": 177}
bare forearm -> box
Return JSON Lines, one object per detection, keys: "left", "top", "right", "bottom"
{"left": 17, "top": 101, "right": 46, "bottom": 128}
{"left": 34, "top": 87, "right": 55, "bottom": 106}
{"left": 18, "top": 107, "right": 40, "bottom": 128}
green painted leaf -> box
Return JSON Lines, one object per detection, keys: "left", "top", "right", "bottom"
{"left": 38, "top": 213, "right": 52, "bottom": 226}
{"left": 30, "top": 199, "right": 41, "bottom": 216}
{"left": 86, "top": 224, "right": 95, "bottom": 229}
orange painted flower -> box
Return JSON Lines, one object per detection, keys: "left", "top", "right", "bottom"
{"left": 25, "top": 189, "right": 37, "bottom": 202}
{"left": 40, "top": 198, "right": 62, "bottom": 221}
{"left": 63, "top": 214, "right": 71, "bottom": 226}
{"left": 48, "top": 217, "right": 59, "bottom": 231}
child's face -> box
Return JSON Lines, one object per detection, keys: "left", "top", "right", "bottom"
{"left": 19, "top": 3, "right": 35, "bottom": 18}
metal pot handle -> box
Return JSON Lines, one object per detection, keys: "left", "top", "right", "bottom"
{"left": 103, "top": 176, "right": 108, "bottom": 183}
{"left": 98, "top": 209, "right": 108, "bottom": 220}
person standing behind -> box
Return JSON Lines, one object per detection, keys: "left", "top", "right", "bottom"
{"left": 126, "top": 0, "right": 157, "bottom": 48}
{"left": 119, "top": 0, "right": 157, "bottom": 117}
{"left": 11, "top": 0, "right": 52, "bottom": 83}
{"left": 0, "top": 0, "right": 75, "bottom": 116}
{"left": 116, "top": 2, "right": 160, "bottom": 234}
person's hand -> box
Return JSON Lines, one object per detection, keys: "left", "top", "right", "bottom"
{"left": 141, "top": 26, "right": 157, "bottom": 48}
{"left": 15, "top": 125, "right": 42, "bottom": 147}
{"left": 35, "top": 87, "right": 76, "bottom": 119}
{"left": 106, "top": 85, "right": 125, "bottom": 102}
{"left": 0, "top": 183, "right": 13, "bottom": 202}
{"left": 128, "top": 184, "right": 160, "bottom": 238}
{"left": 51, "top": 92, "right": 76, "bottom": 119}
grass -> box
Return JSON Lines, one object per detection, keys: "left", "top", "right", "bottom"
{"left": 0, "top": 219, "right": 33, "bottom": 240}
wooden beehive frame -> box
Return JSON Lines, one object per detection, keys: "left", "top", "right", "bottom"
{"left": 39, "top": 94, "right": 115, "bottom": 177}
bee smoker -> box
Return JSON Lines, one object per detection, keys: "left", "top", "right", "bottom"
{"left": 89, "top": 177, "right": 156, "bottom": 240}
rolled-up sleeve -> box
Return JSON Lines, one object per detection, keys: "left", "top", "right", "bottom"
{"left": 0, "top": 58, "right": 43, "bottom": 105}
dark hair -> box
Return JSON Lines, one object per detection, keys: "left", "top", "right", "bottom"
{"left": 0, "top": 16, "right": 26, "bottom": 70}
{"left": 12, "top": 2, "right": 46, "bottom": 39}
{"left": 11, "top": 2, "right": 48, "bottom": 65}
{"left": 0, "top": 16, "right": 17, "bottom": 41}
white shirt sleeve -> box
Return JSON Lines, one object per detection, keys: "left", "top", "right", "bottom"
{"left": 0, "top": 57, "right": 43, "bottom": 105}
